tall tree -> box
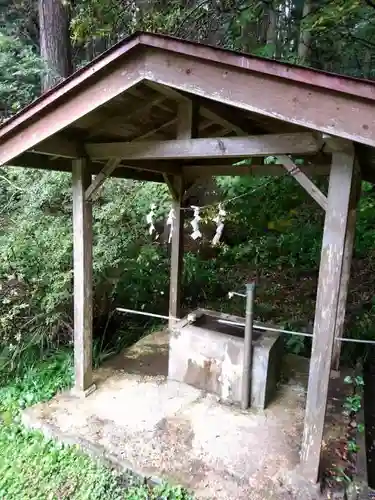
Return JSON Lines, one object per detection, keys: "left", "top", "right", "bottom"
{"left": 298, "top": 0, "right": 313, "bottom": 62}
{"left": 38, "top": 0, "right": 72, "bottom": 91}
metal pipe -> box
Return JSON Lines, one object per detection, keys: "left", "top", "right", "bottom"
{"left": 241, "top": 282, "right": 256, "bottom": 410}
{"left": 116, "top": 307, "right": 375, "bottom": 346}
{"left": 218, "top": 319, "right": 314, "bottom": 338}
{"left": 116, "top": 307, "right": 170, "bottom": 321}
{"left": 218, "top": 319, "right": 375, "bottom": 345}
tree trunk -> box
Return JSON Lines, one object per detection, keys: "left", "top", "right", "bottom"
{"left": 38, "top": 0, "right": 72, "bottom": 92}
{"left": 298, "top": 0, "right": 313, "bottom": 62}
{"left": 266, "top": 4, "right": 277, "bottom": 57}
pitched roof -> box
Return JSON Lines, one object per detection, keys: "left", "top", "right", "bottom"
{"left": 1, "top": 31, "right": 375, "bottom": 181}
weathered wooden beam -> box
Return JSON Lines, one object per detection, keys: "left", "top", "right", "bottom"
{"left": 330, "top": 209, "right": 356, "bottom": 371}
{"left": 0, "top": 58, "right": 142, "bottom": 166}
{"left": 144, "top": 47, "right": 375, "bottom": 147}
{"left": 331, "top": 164, "right": 361, "bottom": 370}
{"left": 163, "top": 173, "right": 179, "bottom": 200}
{"left": 168, "top": 100, "right": 196, "bottom": 328}
{"left": 280, "top": 156, "right": 327, "bottom": 210}
{"left": 146, "top": 81, "right": 260, "bottom": 135}
{"left": 30, "top": 134, "right": 81, "bottom": 158}
{"left": 301, "top": 146, "right": 356, "bottom": 482}
{"left": 182, "top": 163, "right": 330, "bottom": 179}
{"left": 72, "top": 158, "right": 95, "bottom": 395}
{"left": 168, "top": 175, "right": 184, "bottom": 329}
{"left": 322, "top": 134, "right": 354, "bottom": 154}
{"left": 134, "top": 118, "right": 176, "bottom": 141}
{"left": 86, "top": 133, "right": 320, "bottom": 161}
{"left": 85, "top": 158, "right": 121, "bottom": 201}
{"left": 86, "top": 96, "right": 168, "bottom": 139}
{"left": 176, "top": 97, "right": 329, "bottom": 204}
{"left": 7, "top": 152, "right": 169, "bottom": 182}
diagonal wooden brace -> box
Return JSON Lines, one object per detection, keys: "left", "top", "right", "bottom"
{"left": 85, "top": 157, "right": 121, "bottom": 201}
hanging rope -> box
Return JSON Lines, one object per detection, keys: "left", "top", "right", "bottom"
{"left": 145, "top": 164, "right": 304, "bottom": 242}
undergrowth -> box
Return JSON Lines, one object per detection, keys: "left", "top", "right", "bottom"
{"left": 0, "top": 352, "right": 193, "bottom": 499}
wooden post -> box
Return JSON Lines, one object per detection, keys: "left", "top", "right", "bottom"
{"left": 331, "top": 165, "right": 361, "bottom": 371}
{"left": 168, "top": 100, "right": 197, "bottom": 328}
{"left": 72, "top": 158, "right": 94, "bottom": 394}
{"left": 301, "top": 147, "right": 356, "bottom": 482}
{"left": 331, "top": 209, "right": 357, "bottom": 371}
{"left": 169, "top": 176, "right": 184, "bottom": 328}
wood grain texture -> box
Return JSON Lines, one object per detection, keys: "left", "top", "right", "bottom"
{"left": 85, "top": 158, "right": 121, "bottom": 201}
{"left": 0, "top": 59, "right": 142, "bottom": 167}
{"left": 72, "top": 158, "right": 93, "bottom": 392}
{"left": 280, "top": 156, "right": 327, "bottom": 210}
{"left": 168, "top": 100, "right": 197, "bottom": 327}
{"left": 86, "top": 133, "right": 320, "bottom": 160}
{"left": 145, "top": 48, "right": 375, "bottom": 147}
{"left": 168, "top": 175, "right": 184, "bottom": 329}
{"left": 331, "top": 164, "right": 361, "bottom": 370}
{"left": 301, "top": 148, "right": 355, "bottom": 482}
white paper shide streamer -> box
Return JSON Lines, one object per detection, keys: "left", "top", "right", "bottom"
{"left": 166, "top": 207, "right": 176, "bottom": 243}
{"left": 212, "top": 203, "right": 226, "bottom": 246}
{"left": 190, "top": 205, "right": 202, "bottom": 240}
{"left": 146, "top": 203, "right": 157, "bottom": 238}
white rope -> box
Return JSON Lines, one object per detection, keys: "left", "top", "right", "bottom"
{"left": 166, "top": 207, "right": 176, "bottom": 243}
{"left": 146, "top": 203, "right": 157, "bottom": 237}
{"left": 190, "top": 205, "right": 202, "bottom": 240}
{"left": 212, "top": 203, "right": 226, "bottom": 246}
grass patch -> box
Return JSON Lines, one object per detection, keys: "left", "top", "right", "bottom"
{"left": 0, "top": 350, "right": 192, "bottom": 499}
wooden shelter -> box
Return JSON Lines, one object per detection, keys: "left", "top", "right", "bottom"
{"left": 1, "top": 31, "right": 375, "bottom": 484}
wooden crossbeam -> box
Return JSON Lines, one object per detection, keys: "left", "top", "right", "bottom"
{"left": 85, "top": 157, "right": 122, "bottom": 201}
{"left": 86, "top": 133, "right": 320, "bottom": 161}
{"left": 180, "top": 97, "right": 329, "bottom": 208}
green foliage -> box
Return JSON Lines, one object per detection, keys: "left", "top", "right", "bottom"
{"left": 0, "top": 170, "right": 172, "bottom": 375}
{"left": 0, "top": 33, "right": 41, "bottom": 118}
{"left": 0, "top": 352, "right": 192, "bottom": 499}
{"left": 344, "top": 375, "right": 365, "bottom": 387}
{"left": 216, "top": 174, "right": 324, "bottom": 269}
{"left": 343, "top": 394, "right": 362, "bottom": 414}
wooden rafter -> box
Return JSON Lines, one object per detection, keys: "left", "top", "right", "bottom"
{"left": 0, "top": 58, "right": 143, "bottom": 167}
{"left": 86, "top": 96, "right": 168, "bottom": 139}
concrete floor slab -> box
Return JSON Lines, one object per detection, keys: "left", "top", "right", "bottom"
{"left": 21, "top": 331, "right": 344, "bottom": 500}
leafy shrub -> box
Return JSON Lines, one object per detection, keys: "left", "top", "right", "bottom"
{"left": 0, "top": 33, "right": 42, "bottom": 119}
